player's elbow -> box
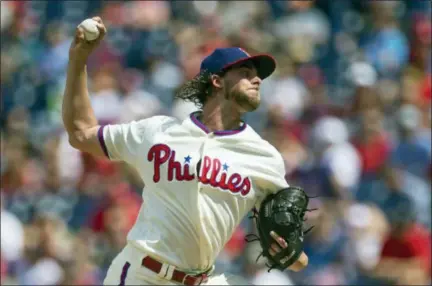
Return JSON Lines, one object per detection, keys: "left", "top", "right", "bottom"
{"left": 67, "top": 129, "right": 91, "bottom": 151}
{"left": 68, "top": 133, "right": 83, "bottom": 150}
{"left": 66, "top": 126, "right": 107, "bottom": 158}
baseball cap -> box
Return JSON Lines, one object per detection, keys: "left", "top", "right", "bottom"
{"left": 200, "top": 47, "right": 276, "bottom": 79}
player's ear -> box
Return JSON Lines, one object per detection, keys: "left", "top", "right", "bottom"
{"left": 210, "top": 74, "right": 224, "bottom": 89}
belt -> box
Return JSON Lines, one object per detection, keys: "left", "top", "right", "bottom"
{"left": 142, "top": 256, "right": 209, "bottom": 286}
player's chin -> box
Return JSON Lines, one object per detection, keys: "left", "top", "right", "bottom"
{"left": 234, "top": 92, "right": 260, "bottom": 112}
{"left": 248, "top": 92, "right": 261, "bottom": 107}
{"left": 242, "top": 98, "right": 260, "bottom": 112}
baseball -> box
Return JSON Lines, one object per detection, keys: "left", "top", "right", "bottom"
{"left": 78, "top": 19, "right": 100, "bottom": 41}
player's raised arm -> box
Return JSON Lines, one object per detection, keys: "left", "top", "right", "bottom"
{"left": 62, "top": 17, "right": 107, "bottom": 157}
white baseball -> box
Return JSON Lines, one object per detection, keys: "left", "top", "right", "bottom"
{"left": 78, "top": 19, "right": 100, "bottom": 41}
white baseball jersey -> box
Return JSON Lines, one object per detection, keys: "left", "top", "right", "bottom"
{"left": 98, "top": 111, "right": 289, "bottom": 272}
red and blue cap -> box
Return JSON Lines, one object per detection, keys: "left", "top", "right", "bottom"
{"left": 200, "top": 47, "right": 276, "bottom": 80}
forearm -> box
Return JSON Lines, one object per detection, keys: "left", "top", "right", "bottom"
{"left": 62, "top": 59, "right": 98, "bottom": 137}
{"left": 59, "top": 17, "right": 107, "bottom": 156}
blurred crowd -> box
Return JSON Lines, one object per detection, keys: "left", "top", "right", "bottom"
{"left": 1, "top": 0, "right": 431, "bottom": 285}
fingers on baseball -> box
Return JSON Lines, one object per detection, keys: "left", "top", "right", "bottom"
{"left": 97, "top": 24, "right": 106, "bottom": 33}
{"left": 92, "top": 16, "right": 107, "bottom": 35}
{"left": 75, "top": 27, "right": 85, "bottom": 41}
{"left": 92, "top": 16, "right": 102, "bottom": 23}
{"left": 270, "top": 231, "right": 288, "bottom": 248}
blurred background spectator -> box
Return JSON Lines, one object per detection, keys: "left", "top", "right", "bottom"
{"left": 1, "top": 1, "right": 430, "bottom": 285}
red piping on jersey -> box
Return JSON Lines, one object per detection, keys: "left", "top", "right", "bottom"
{"left": 190, "top": 112, "right": 247, "bottom": 136}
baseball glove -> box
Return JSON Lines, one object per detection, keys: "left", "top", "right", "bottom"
{"left": 246, "top": 186, "right": 315, "bottom": 272}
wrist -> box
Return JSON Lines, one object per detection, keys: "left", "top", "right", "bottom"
{"left": 68, "top": 53, "right": 89, "bottom": 67}
{"left": 288, "top": 252, "right": 308, "bottom": 272}
{"left": 68, "top": 57, "right": 87, "bottom": 71}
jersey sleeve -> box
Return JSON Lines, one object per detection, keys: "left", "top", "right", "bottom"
{"left": 98, "top": 116, "right": 172, "bottom": 166}
{"left": 252, "top": 149, "right": 289, "bottom": 209}
{"left": 248, "top": 141, "right": 289, "bottom": 198}
{"left": 257, "top": 151, "right": 289, "bottom": 193}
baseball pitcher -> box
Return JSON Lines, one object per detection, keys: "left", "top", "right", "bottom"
{"left": 63, "top": 17, "right": 310, "bottom": 285}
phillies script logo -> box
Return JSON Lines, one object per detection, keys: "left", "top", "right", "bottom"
{"left": 147, "top": 144, "right": 251, "bottom": 196}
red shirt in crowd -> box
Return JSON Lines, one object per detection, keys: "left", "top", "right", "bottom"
{"left": 0, "top": 255, "right": 7, "bottom": 283}
{"left": 381, "top": 223, "right": 431, "bottom": 275}
{"left": 353, "top": 133, "right": 392, "bottom": 174}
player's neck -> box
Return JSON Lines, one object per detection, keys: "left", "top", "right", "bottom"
{"left": 200, "top": 101, "right": 242, "bottom": 132}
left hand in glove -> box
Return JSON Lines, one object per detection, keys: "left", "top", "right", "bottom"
{"left": 246, "top": 186, "right": 315, "bottom": 272}
{"left": 269, "top": 231, "right": 308, "bottom": 272}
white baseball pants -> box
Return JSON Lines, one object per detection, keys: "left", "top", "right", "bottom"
{"left": 103, "top": 243, "right": 250, "bottom": 285}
